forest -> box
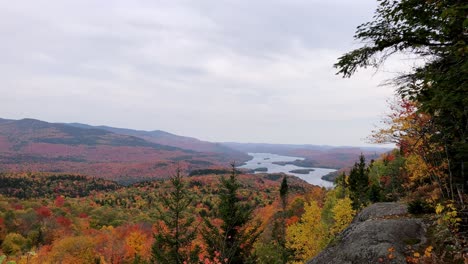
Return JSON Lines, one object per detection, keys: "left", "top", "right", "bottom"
{"left": 0, "top": 0, "right": 467, "bottom": 263}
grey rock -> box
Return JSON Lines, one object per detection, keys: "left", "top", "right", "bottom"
{"left": 353, "top": 202, "right": 408, "bottom": 223}
{"left": 307, "top": 203, "right": 427, "bottom": 264}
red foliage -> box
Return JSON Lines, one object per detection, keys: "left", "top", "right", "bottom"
{"left": 36, "top": 206, "right": 52, "bottom": 218}
{"left": 385, "top": 153, "right": 395, "bottom": 162}
{"left": 55, "top": 196, "right": 65, "bottom": 207}
{"left": 286, "top": 216, "right": 300, "bottom": 226}
{"left": 13, "top": 204, "right": 23, "bottom": 210}
{"left": 56, "top": 216, "right": 72, "bottom": 228}
{"left": 0, "top": 119, "right": 240, "bottom": 182}
{"left": 78, "top": 213, "right": 89, "bottom": 218}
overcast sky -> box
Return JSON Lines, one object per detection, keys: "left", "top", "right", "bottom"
{"left": 1, "top": 0, "right": 410, "bottom": 146}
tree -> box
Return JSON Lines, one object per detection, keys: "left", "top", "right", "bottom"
{"left": 202, "top": 163, "right": 260, "bottom": 264}
{"left": 335, "top": 0, "right": 468, "bottom": 196}
{"left": 277, "top": 176, "right": 289, "bottom": 263}
{"left": 370, "top": 98, "right": 450, "bottom": 200}
{"left": 48, "top": 235, "right": 96, "bottom": 264}
{"left": 152, "top": 168, "right": 200, "bottom": 264}
{"left": 286, "top": 200, "right": 327, "bottom": 263}
{"left": 1, "top": 233, "right": 28, "bottom": 256}
{"left": 330, "top": 197, "right": 355, "bottom": 235}
{"left": 348, "top": 154, "right": 370, "bottom": 209}
{"left": 280, "top": 176, "right": 289, "bottom": 211}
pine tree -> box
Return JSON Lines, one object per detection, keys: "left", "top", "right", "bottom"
{"left": 278, "top": 176, "right": 289, "bottom": 263}
{"left": 279, "top": 176, "right": 288, "bottom": 212}
{"left": 151, "top": 168, "right": 200, "bottom": 264}
{"left": 202, "top": 163, "right": 260, "bottom": 264}
{"left": 348, "top": 154, "right": 369, "bottom": 209}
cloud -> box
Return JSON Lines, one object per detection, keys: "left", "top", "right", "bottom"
{"left": 0, "top": 0, "right": 402, "bottom": 146}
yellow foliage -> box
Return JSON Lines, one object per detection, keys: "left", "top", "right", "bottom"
{"left": 435, "top": 202, "right": 462, "bottom": 231}
{"left": 331, "top": 197, "right": 355, "bottom": 235}
{"left": 405, "top": 154, "right": 429, "bottom": 185}
{"left": 48, "top": 236, "right": 96, "bottom": 264}
{"left": 1, "top": 233, "right": 27, "bottom": 256}
{"left": 424, "top": 246, "right": 433, "bottom": 257}
{"left": 125, "top": 229, "right": 150, "bottom": 260}
{"left": 286, "top": 201, "right": 327, "bottom": 263}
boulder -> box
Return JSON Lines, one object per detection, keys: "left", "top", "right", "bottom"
{"left": 307, "top": 203, "right": 427, "bottom": 264}
{"left": 352, "top": 202, "right": 408, "bottom": 223}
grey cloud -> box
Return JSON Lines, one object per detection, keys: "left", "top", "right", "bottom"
{"left": 0, "top": 0, "right": 400, "bottom": 146}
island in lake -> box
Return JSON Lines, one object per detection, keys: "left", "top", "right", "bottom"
{"left": 289, "top": 169, "right": 315, "bottom": 174}
{"left": 272, "top": 159, "right": 316, "bottom": 167}
{"left": 253, "top": 167, "right": 268, "bottom": 172}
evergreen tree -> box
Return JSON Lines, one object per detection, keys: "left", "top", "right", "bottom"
{"left": 278, "top": 176, "right": 289, "bottom": 263}
{"left": 202, "top": 163, "right": 260, "bottom": 264}
{"left": 152, "top": 168, "right": 200, "bottom": 264}
{"left": 348, "top": 154, "right": 369, "bottom": 209}
{"left": 335, "top": 0, "right": 468, "bottom": 195}
{"left": 279, "top": 176, "right": 288, "bottom": 211}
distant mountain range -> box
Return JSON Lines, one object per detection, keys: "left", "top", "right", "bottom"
{"left": 67, "top": 122, "right": 246, "bottom": 159}
{"left": 0, "top": 118, "right": 249, "bottom": 184}
{"left": 0, "top": 117, "right": 392, "bottom": 184}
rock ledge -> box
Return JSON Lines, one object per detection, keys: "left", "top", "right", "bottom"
{"left": 307, "top": 202, "right": 427, "bottom": 264}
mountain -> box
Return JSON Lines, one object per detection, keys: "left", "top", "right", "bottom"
{"left": 222, "top": 142, "right": 391, "bottom": 169}
{"left": 67, "top": 123, "right": 248, "bottom": 162}
{"left": 0, "top": 118, "right": 248, "bottom": 184}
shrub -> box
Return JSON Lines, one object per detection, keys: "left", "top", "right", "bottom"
{"left": 1, "top": 233, "right": 28, "bottom": 256}
{"left": 408, "top": 200, "right": 434, "bottom": 215}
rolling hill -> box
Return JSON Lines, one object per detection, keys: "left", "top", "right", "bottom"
{"left": 67, "top": 123, "right": 248, "bottom": 163}
{"left": 0, "top": 118, "right": 249, "bottom": 184}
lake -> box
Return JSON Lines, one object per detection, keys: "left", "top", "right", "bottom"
{"left": 238, "top": 152, "right": 335, "bottom": 188}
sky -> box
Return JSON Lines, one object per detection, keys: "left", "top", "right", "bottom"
{"left": 0, "top": 0, "right": 410, "bottom": 146}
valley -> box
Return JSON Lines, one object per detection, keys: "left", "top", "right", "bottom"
{"left": 0, "top": 118, "right": 389, "bottom": 185}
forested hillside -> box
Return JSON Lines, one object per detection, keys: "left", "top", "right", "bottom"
{"left": 0, "top": 118, "right": 249, "bottom": 184}
{"left": 68, "top": 123, "right": 249, "bottom": 163}
{"left": 0, "top": 0, "right": 466, "bottom": 263}
{"left": 0, "top": 170, "right": 333, "bottom": 263}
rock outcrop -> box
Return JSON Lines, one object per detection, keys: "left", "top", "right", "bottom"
{"left": 307, "top": 202, "right": 427, "bottom": 264}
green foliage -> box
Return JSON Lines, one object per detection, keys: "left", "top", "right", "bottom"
{"left": 89, "top": 206, "right": 126, "bottom": 228}
{"left": 321, "top": 190, "right": 338, "bottom": 227}
{"left": 408, "top": 199, "right": 434, "bottom": 215}
{"left": 335, "top": 0, "right": 468, "bottom": 195}
{"left": 253, "top": 242, "right": 287, "bottom": 264}
{"left": 0, "top": 170, "right": 316, "bottom": 263}
{"left": 279, "top": 176, "right": 289, "bottom": 224}
{"left": 202, "top": 164, "right": 261, "bottom": 264}
{"left": 348, "top": 154, "right": 370, "bottom": 209}
{"left": 367, "top": 151, "right": 406, "bottom": 201}
{"left": 367, "top": 183, "right": 382, "bottom": 203}
{"left": 188, "top": 168, "right": 233, "bottom": 176}
{"left": 1, "top": 233, "right": 28, "bottom": 256}
{"left": 0, "top": 173, "right": 120, "bottom": 199}
{"left": 277, "top": 176, "right": 289, "bottom": 263}
{"left": 152, "top": 168, "right": 200, "bottom": 264}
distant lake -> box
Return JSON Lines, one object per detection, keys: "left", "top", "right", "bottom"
{"left": 238, "top": 152, "right": 335, "bottom": 188}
